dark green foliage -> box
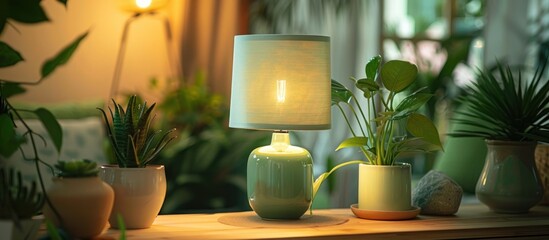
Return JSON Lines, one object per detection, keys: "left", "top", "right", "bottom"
{"left": 54, "top": 159, "right": 99, "bottom": 178}
{"left": 450, "top": 61, "right": 549, "bottom": 142}
{"left": 160, "top": 127, "right": 269, "bottom": 213}
{"left": 97, "top": 96, "right": 176, "bottom": 168}
{"left": 0, "top": 168, "right": 44, "bottom": 220}
{"left": 149, "top": 75, "right": 270, "bottom": 213}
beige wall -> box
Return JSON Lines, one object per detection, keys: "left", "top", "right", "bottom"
{"left": 0, "top": 0, "right": 180, "bottom": 104}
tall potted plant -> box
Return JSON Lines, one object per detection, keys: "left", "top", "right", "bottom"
{"left": 0, "top": 168, "right": 43, "bottom": 240}
{"left": 97, "top": 95, "right": 176, "bottom": 229}
{"left": 313, "top": 56, "right": 443, "bottom": 219}
{"left": 449, "top": 61, "right": 549, "bottom": 213}
{"left": 43, "top": 159, "right": 114, "bottom": 239}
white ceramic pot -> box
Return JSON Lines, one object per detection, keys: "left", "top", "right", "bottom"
{"left": 358, "top": 163, "right": 412, "bottom": 211}
{"left": 0, "top": 219, "right": 41, "bottom": 240}
{"left": 43, "top": 176, "right": 114, "bottom": 239}
{"left": 99, "top": 165, "right": 166, "bottom": 229}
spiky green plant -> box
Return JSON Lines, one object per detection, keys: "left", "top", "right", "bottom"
{"left": 0, "top": 168, "right": 44, "bottom": 220}
{"left": 54, "top": 159, "right": 99, "bottom": 178}
{"left": 450, "top": 61, "right": 549, "bottom": 142}
{"left": 97, "top": 96, "right": 176, "bottom": 168}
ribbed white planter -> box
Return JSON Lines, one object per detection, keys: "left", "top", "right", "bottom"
{"left": 99, "top": 165, "right": 166, "bottom": 229}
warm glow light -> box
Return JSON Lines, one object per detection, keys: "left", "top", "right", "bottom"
{"left": 135, "top": 0, "right": 152, "bottom": 9}
{"left": 277, "top": 80, "right": 286, "bottom": 103}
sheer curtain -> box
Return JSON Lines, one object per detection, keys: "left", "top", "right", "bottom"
{"left": 176, "top": 0, "right": 249, "bottom": 97}
{"left": 250, "top": 0, "right": 380, "bottom": 208}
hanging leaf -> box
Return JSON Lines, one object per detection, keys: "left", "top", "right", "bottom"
{"left": 381, "top": 60, "right": 418, "bottom": 93}
{"left": 335, "top": 137, "right": 368, "bottom": 151}
{"left": 0, "top": 0, "right": 7, "bottom": 33}
{"left": 41, "top": 31, "right": 88, "bottom": 79}
{"left": 0, "top": 41, "right": 24, "bottom": 67}
{"left": 57, "top": 0, "right": 68, "bottom": 7}
{"left": 0, "top": 114, "right": 24, "bottom": 157}
{"left": 312, "top": 160, "right": 365, "bottom": 201}
{"left": 8, "top": 0, "right": 49, "bottom": 23}
{"left": 34, "top": 108, "right": 63, "bottom": 153}
{"left": 0, "top": 82, "right": 26, "bottom": 98}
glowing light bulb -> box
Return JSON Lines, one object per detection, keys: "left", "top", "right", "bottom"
{"left": 135, "top": 0, "right": 152, "bottom": 9}
{"left": 277, "top": 80, "right": 286, "bottom": 103}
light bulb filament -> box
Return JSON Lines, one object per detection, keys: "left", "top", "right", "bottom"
{"left": 277, "top": 80, "right": 286, "bottom": 103}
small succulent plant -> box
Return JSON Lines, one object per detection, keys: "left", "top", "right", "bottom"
{"left": 97, "top": 95, "right": 176, "bottom": 168}
{"left": 0, "top": 168, "right": 44, "bottom": 220}
{"left": 54, "top": 159, "right": 99, "bottom": 178}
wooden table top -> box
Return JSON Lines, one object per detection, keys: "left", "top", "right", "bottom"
{"left": 90, "top": 204, "right": 549, "bottom": 240}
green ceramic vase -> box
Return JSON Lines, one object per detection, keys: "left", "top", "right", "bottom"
{"left": 476, "top": 140, "right": 544, "bottom": 213}
{"left": 247, "top": 146, "right": 313, "bottom": 220}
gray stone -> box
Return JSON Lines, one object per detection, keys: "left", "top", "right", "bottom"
{"left": 412, "top": 170, "right": 463, "bottom": 215}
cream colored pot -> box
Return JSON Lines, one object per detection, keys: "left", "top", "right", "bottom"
{"left": 43, "top": 176, "right": 114, "bottom": 239}
{"left": 358, "top": 163, "right": 412, "bottom": 211}
{"left": 99, "top": 165, "right": 166, "bottom": 229}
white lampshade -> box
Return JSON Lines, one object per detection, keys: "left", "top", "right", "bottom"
{"left": 229, "top": 35, "right": 331, "bottom": 131}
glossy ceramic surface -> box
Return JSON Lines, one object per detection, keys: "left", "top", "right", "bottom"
{"left": 99, "top": 165, "right": 166, "bottom": 229}
{"left": 247, "top": 146, "right": 313, "bottom": 220}
{"left": 476, "top": 140, "right": 543, "bottom": 213}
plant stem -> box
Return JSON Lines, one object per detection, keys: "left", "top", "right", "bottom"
{"left": 7, "top": 102, "right": 64, "bottom": 227}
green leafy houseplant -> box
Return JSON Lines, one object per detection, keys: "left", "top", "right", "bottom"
{"left": 0, "top": 168, "right": 43, "bottom": 221}
{"left": 97, "top": 95, "right": 177, "bottom": 168}
{"left": 449, "top": 62, "right": 549, "bottom": 142}
{"left": 0, "top": 0, "right": 88, "bottom": 230}
{"left": 313, "top": 55, "right": 443, "bottom": 200}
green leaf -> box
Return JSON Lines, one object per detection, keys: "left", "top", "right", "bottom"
{"left": 57, "top": 0, "right": 68, "bottom": 7}
{"left": 406, "top": 113, "right": 442, "bottom": 150}
{"left": 0, "top": 0, "right": 8, "bottom": 34}
{"left": 365, "top": 55, "right": 381, "bottom": 79}
{"left": 380, "top": 60, "right": 418, "bottom": 93}
{"left": 8, "top": 0, "right": 49, "bottom": 23}
{"left": 1, "top": 82, "right": 26, "bottom": 98}
{"left": 331, "top": 79, "right": 352, "bottom": 106}
{"left": 355, "top": 78, "right": 379, "bottom": 99}
{"left": 312, "top": 160, "right": 365, "bottom": 202}
{"left": 41, "top": 31, "right": 88, "bottom": 79}
{"left": 34, "top": 108, "right": 63, "bottom": 153}
{"left": 0, "top": 114, "right": 22, "bottom": 157}
{"left": 336, "top": 137, "right": 368, "bottom": 151}
{"left": 0, "top": 41, "right": 23, "bottom": 67}
{"left": 393, "top": 92, "right": 433, "bottom": 120}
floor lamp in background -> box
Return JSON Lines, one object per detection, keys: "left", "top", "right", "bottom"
{"left": 109, "top": 0, "right": 174, "bottom": 101}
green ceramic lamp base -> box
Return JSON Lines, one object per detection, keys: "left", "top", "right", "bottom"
{"left": 247, "top": 132, "right": 313, "bottom": 220}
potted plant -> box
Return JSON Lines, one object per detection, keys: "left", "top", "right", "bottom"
{"left": 97, "top": 95, "right": 176, "bottom": 229}
{"left": 42, "top": 159, "right": 114, "bottom": 239}
{"left": 0, "top": 168, "right": 43, "bottom": 240}
{"left": 313, "top": 56, "right": 443, "bottom": 219}
{"left": 449, "top": 61, "right": 549, "bottom": 213}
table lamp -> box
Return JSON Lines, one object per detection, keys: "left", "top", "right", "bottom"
{"left": 229, "top": 35, "right": 331, "bottom": 220}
